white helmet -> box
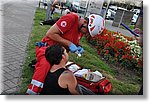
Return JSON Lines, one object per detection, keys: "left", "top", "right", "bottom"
{"left": 64, "top": 9, "right": 71, "bottom": 15}
{"left": 88, "top": 14, "right": 105, "bottom": 37}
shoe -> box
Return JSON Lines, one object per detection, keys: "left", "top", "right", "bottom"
{"left": 51, "top": 16, "right": 53, "bottom": 19}
{"left": 40, "top": 22, "right": 43, "bottom": 26}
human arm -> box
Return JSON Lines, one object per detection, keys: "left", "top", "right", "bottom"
{"left": 51, "top": 0, "right": 58, "bottom": 10}
{"left": 46, "top": 23, "right": 71, "bottom": 47}
{"left": 59, "top": 70, "right": 81, "bottom": 95}
{"left": 46, "top": 24, "right": 80, "bottom": 53}
{"left": 45, "top": 13, "right": 76, "bottom": 47}
{"left": 46, "top": 13, "right": 83, "bottom": 53}
{"left": 52, "top": 0, "right": 58, "bottom": 6}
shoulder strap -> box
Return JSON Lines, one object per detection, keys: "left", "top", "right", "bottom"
{"left": 65, "top": 62, "right": 83, "bottom": 73}
{"left": 54, "top": 68, "right": 66, "bottom": 75}
{"left": 66, "top": 62, "right": 82, "bottom": 69}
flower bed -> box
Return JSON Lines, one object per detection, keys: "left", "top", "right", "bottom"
{"left": 85, "top": 29, "right": 143, "bottom": 71}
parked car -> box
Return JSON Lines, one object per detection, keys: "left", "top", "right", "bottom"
{"left": 71, "top": 1, "right": 85, "bottom": 13}
{"left": 130, "top": 9, "right": 140, "bottom": 15}
{"left": 131, "top": 14, "right": 138, "bottom": 25}
{"left": 130, "top": 9, "right": 140, "bottom": 25}
{"left": 109, "top": 5, "right": 117, "bottom": 11}
{"left": 106, "top": 9, "right": 116, "bottom": 20}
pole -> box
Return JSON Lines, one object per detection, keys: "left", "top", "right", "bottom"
{"left": 118, "top": 4, "right": 128, "bottom": 27}
{"left": 84, "top": 0, "right": 90, "bottom": 17}
{"left": 103, "top": 0, "right": 110, "bottom": 19}
{"left": 120, "top": 23, "right": 139, "bottom": 37}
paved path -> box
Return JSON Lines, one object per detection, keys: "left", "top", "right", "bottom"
{"left": 105, "top": 20, "right": 135, "bottom": 37}
{"left": 0, "top": 0, "right": 38, "bottom": 94}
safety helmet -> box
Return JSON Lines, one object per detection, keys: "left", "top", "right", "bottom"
{"left": 88, "top": 14, "right": 105, "bottom": 37}
{"left": 64, "top": 9, "right": 71, "bottom": 15}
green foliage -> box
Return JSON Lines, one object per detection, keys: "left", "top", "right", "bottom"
{"left": 110, "top": 79, "right": 140, "bottom": 95}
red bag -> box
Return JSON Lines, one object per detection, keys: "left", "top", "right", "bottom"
{"left": 66, "top": 62, "right": 112, "bottom": 94}
{"left": 76, "top": 77, "right": 111, "bottom": 94}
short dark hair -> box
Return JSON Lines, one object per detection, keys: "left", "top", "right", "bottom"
{"left": 45, "top": 44, "right": 64, "bottom": 66}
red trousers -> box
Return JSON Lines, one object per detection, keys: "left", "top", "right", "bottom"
{"left": 26, "top": 46, "right": 51, "bottom": 94}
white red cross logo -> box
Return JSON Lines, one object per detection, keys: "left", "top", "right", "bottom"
{"left": 60, "top": 21, "right": 67, "bottom": 27}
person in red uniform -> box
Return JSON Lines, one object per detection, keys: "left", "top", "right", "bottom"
{"left": 26, "top": 13, "right": 105, "bottom": 94}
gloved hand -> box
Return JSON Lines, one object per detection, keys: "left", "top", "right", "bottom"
{"left": 69, "top": 43, "right": 78, "bottom": 53}
{"left": 35, "top": 42, "right": 47, "bottom": 48}
{"left": 77, "top": 46, "right": 84, "bottom": 54}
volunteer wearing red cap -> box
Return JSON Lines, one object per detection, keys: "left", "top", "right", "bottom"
{"left": 26, "top": 13, "right": 105, "bottom": 94}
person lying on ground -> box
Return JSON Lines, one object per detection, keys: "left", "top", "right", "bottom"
{"left": 40, "top": 8, "right": 71, "bottom": 26}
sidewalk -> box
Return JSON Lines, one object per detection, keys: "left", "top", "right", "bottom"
{"left": 1, "top": 0, "right": 38, "bottom": 94}
{"left": 105, "top": 20, "right": 135, "bottom": 37}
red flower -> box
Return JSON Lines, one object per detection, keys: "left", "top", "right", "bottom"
{"left": 115, "top": 52, "right": 119, "bottom": 57}
{"left": 133, "top": 56, "right": 137, "bottom": 60}
{"left": 138, "top": 59, "right": 143, "bottom": 65}
{"left": 122, "top": 55, "right": 128, "bottom": 59}
{"left": 87, "top": 29, "right": 142, "bottom": 69}
{"left": 104, "top": 43, "right": 110, "bottom": 48}
{"left": 128, "top": 55, "right": 133, "bottom": 60}
{"left": 105, "top": 50, "right": 109, "bottom": 54}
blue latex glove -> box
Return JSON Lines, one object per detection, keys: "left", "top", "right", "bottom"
{"left": 69, "top": 43, "right": 78, "bottom": 53}
{"left": 77, "top": 46, "right": 84, "bottom": 54}
{"left": 35, "top": 42, "right": 47, "bottom": 47}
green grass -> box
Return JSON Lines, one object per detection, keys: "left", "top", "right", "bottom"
{"left": 19, "top": 7, "right": 141, "bottom": 94}
{"left": 129, "top": 25, "right": 135, "bottom": 30}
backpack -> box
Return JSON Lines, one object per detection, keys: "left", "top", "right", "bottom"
{"left": 65, "top": 62, "right": 112, "bottom": 95}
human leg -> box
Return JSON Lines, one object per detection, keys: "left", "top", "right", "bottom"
{"left": 40, "top": 17, "right": 60, "bottom": 25}
{"left": 26, "top": 47, "right": 51, "bottom": 94}
{"left": 45, "top": 2, "right": 52, "bottom": 21}
{"left": 77, "top": 84, "right": 96, "bottom": 95}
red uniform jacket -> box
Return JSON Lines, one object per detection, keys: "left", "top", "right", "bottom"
{"left": 26, "top": 13, "right": 83, "bottom": 94}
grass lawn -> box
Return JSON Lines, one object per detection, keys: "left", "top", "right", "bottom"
{"left": 19, "top": 7, "right": 142, "bottom": 95}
